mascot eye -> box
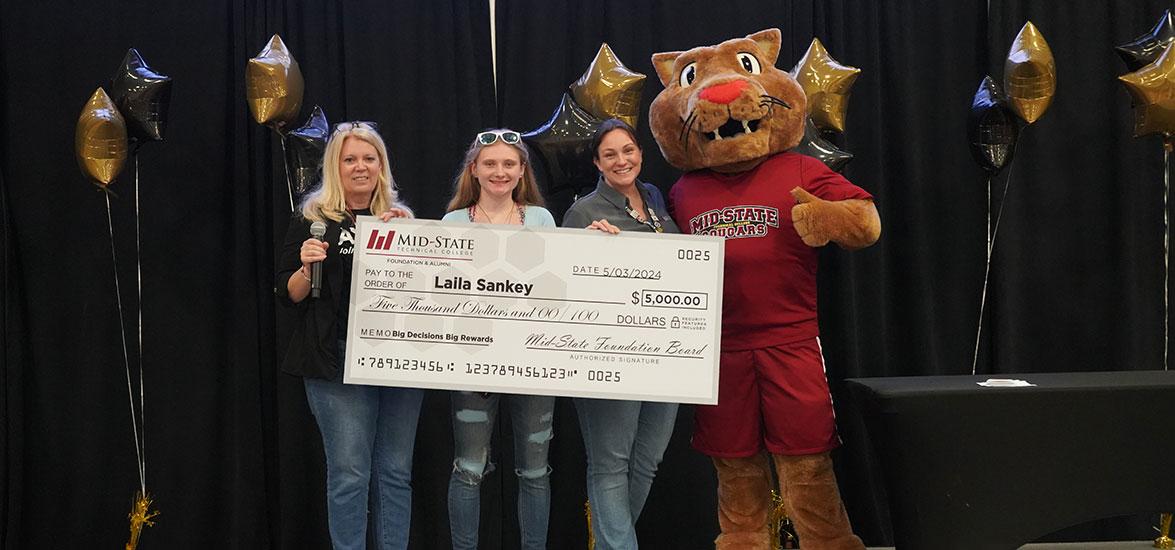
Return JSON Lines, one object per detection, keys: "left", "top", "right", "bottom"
{"left": 736, "top": 53, "right": 762, "bottom": 75}
{"left": 679, "top": 63, "right": 697, "bottom": 87}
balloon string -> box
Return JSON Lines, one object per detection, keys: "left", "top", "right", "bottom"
{"left": 1165, "top": 145, "right": 1169, "bottom": 371}
{"left": 972, "top": 173, "right": 994, "bottom": 376}
{"left": 972, "top": 144, "right": 1019, "bottom": 375}
{"left": 987, "top": 173, "right": 993, "bottom": 245}
{"left": 134, "top": 155, "right": 146, "bottom": 489}
{"left": 107, "top": 193, "right": 146, "bottom": 494}
{"left": 279, "top": 135, "right": 294, "bottom": 211}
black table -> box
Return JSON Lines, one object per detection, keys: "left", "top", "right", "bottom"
{"left": 845, "top": 371, "right": 1175, "bottom": 550}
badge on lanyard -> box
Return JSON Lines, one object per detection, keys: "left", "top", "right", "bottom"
{"left": 625, "top": 203, "right": 664, "bottom": 233}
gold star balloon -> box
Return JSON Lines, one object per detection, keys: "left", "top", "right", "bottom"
{"left": 246, "top": 34, "right": 304, "bottom": 130}
{"left": 1004, "top": 21, "right": 1056, "bottom": 124}
{"left": 569, "top": 43, "right": 646, "bottom": 128}
{"left": 790, "top": 38, "right": 861, "bottom": 133}
{"left": 1119, "top": 42, "right": 1175, "bottom": 140}
{"left": 76, "top": 87, "right": 128, "bottom": 186}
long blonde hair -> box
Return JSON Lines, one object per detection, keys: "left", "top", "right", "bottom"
{"left": 301, "top": 123, "right": 412, "bottom": 222}
{"left": 446, "top": 129, "right": 545, "bottom": 212}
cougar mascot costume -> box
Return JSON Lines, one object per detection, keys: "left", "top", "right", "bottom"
{"left": 649, "top": 29, "right": 879, "bottom": 549}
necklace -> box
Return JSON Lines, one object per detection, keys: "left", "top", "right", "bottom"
{"left": 470, "top": 202, "right": 521, "bottom": 225}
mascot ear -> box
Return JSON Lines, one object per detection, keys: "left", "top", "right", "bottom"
{"left": 652, "top": 51, "right": 683, "bottom": 87}
{"left": 746, "top": 28, "right": 782, "bottom": 67}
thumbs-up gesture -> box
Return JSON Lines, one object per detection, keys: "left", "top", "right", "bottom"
{"left": 789, "top": 187, "right": 882, "bottom": 250}
{"left": 790, "top": 187, "right": 832, "bottom": 247}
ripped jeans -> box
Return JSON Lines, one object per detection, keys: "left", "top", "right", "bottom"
{"left": 448, "top": 391, "right": 554, "bottom": 550}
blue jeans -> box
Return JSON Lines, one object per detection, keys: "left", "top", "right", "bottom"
{"left": 448, "top": 391, "right": 555, "bottom": 550}
{"left": 304, "top": 370, "right": 424, "bottom": 550}
{"left": 575, "top": 398, "right": 679, "bottom": 550}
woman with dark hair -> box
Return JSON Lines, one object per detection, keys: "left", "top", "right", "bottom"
{"left": 442, "top": 129, "right": 556, "bottom": 550}
{"left": 562, "top": 118, "right": 681, "bottom": 549}
{"left": 276, "top": 122, "right": 422, "bottom": 550}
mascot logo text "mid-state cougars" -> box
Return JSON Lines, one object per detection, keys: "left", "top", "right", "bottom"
{"left": 688, "top": 205, "right": 779, "bottom": 238}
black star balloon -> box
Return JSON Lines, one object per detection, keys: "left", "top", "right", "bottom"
{"left": 108, "top": 48, "right": 172, "bottom": 145}
{"left": 968, "top": 76, "right": 1019, "bottom": 173}
{"left": 790, "top": 116, "right": 853, "bottom": 173}
{"left": 522, "top": 92, "right": 604, "bottom": 197}
{"left": 284, "top": 106, "right": 329, "bottom": 200}
{"left": 1116, "top": 10, "right": 1175, "bottom": 71}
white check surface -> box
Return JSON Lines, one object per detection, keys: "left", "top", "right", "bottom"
{"left": 343, "top": 217, "right": 724, "bottom": 404}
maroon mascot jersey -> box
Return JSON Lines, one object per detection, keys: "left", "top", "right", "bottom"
{"left": 669, "top": 152, "right": 872, "bottom": 351}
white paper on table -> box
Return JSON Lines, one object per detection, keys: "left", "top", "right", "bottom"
{"left": 976, "top": 378, "right": 1036, "bottom": 387}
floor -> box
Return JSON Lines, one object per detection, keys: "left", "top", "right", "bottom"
{"left": 866, "top": 543, "right": 1161, "bottom": 550}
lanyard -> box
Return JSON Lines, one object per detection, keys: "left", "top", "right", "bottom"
{"left": 625, "top": 203, "right": 664, "bottom": 233}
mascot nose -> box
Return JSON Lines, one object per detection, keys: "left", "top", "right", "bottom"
{"left": 698, "top": 80, "right": 749, "bottom": 104}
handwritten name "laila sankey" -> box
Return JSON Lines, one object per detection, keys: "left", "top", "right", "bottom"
{"left": 435, "top": 276, "right": 534, "bottom": 296}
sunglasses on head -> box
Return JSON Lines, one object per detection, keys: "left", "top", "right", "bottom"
{"left": 476, "top": 130, "right": 521, "bottom": 146}
{"left": 333, "top": 121, "right": 379, "bottom": 134}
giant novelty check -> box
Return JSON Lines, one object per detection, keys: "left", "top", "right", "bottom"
{"left": 343, "top": 217, "right": 724, "bottom": 404}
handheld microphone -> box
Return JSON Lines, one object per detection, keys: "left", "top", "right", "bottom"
{"left": 309, "top": 221, "right": 327, "bottom": 298}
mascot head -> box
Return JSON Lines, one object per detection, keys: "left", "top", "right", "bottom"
{"left": 650, "top": 29, "right": 806, "bottom": 173}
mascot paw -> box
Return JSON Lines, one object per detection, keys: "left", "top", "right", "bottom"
{"left": 790, "top": 187, "right": 831, "bottom": 247}
{"left": 791, "top": 187, "right": 881, "bottom": 249}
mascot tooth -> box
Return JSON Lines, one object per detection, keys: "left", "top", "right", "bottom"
{"left": 650, "top": 28, "right": 879, "bottom": 550}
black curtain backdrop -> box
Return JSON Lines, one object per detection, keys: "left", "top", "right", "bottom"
{"left": 2, "top": 1, "right": 1172, "bottom": 548}
{"left": 981, "top": 1, "right": 1175, "bottom": 539}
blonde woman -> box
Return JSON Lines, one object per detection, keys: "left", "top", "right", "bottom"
{"left": 442, "top": 129, "right": 555, "bottom": 550}
{"left": 276, "top": 122, "right": 421, "bottom": 550}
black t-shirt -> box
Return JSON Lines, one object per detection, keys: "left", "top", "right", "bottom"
{"left": 335, "top": 209, "right": 369, "bottom": 339}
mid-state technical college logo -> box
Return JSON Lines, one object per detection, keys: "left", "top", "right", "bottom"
{"left": 688, "top": 205, "right": 779, "bottom": 239}
{"left": 367, "top": 229, "right": 396, "bottom": 250}
{"left": 365, "top": 228, "right": 475, "bottom": 259}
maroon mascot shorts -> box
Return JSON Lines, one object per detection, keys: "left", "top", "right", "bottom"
{"left": 692, "top": 337, "right": 840, "bottom": 457}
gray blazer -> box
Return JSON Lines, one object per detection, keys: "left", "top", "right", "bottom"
{"left": 562, "top": 177, "right": 680, "bottom": 234}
